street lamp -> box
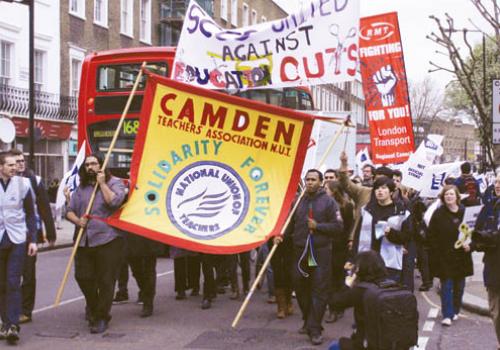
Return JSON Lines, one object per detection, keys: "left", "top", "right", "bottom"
{"left": 2, "top": 0, "right": 35, "bottom": 170}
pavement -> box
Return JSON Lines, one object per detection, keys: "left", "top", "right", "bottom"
{"left": 44, "top": 220, "right": 492, "bottom": 317}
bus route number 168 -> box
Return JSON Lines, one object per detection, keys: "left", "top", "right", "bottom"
{"left": 123, "top": 120, "right": 139, "bottom": 136}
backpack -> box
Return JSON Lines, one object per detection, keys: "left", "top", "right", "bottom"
{"left": 462, "top": 175, "right": 480, "bottom": 206}
{"left": 357, "top": 280, "right": 418, "bottom": 350}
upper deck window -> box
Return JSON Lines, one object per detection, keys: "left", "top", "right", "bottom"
{"left": 96, "top": 62, "right": 168, "bottom": 92}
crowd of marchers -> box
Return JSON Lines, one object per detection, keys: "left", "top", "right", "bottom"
{"left": 0, "top": 149, "right": 499, "bottom": 350}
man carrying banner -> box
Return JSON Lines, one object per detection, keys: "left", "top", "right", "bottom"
{"left": 276, "top": 169, "right": 343, "bottom": 345}
{"left": 66, "top": 154, "right": 126, "bottom": 334}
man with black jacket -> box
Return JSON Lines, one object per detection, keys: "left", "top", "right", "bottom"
{"left": 276, "top": 169, "right": 343, "bottom": 345}
{"left": 11, "top": 149, "right": 56, "bottom": 324}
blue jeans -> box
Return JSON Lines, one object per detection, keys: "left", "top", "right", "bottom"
{"left": 440, "top": 278, "right": 465, "bottom": 319}
{"left": 328, "top": 340, "right": 341, "bottom": 350}
{"left": 0, "top": 234, "right": 26, "bottom": 327}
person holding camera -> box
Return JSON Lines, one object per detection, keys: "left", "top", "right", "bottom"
{"left": 472, "top": 174, "right": 500, "bottom": 349}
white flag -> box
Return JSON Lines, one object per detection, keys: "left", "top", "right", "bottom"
{"left": 415, "top": 134, "right": 444, "bottom": 162}
{"left": 355, "top": 147, "right": 372, "bottom": 176}
{"left": 56, "top": 141, "right": 86, "bottom": 209}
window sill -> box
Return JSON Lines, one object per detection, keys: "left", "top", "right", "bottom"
{"left": 120, "top": 31, "right": 134, "bottom": 39}
{"left": 140, "top": 38, "right": 152, "bottom": 45}
{"left": 69, "top": 11, "right": 86, "bottom": 21}
{"left": 93, "top": 21, "right": 109, "bottom": 29}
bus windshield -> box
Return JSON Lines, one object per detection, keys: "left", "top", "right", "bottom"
{"left": 97, "top": 62, "right": 168, "bottom": 92}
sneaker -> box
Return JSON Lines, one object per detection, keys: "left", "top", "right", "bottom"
{"left": 112, "top": 292, "right": 129, "bottom": 304}
{"left": 6, "top": 325, "right": 20, "bottom": 344}
{"left": 0, "top": 324, "right": 7, "bottom": 340}
{"left": 441, "top": 318, "right": 452, "bottom": 326}
{"left": 452, "top": 314, "right": 459, "bottom": 321}
{"left": 19, "top": 314, "right": 32, "bottom": 324}
{"left": 309, "top": 333, "right": 323, "bottom": 346}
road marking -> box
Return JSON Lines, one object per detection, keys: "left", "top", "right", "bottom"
{"left": 428, "top": 307, "right": 439, "bottom": 319}
{"left": 422, "top": 320, "right": 435, "bottom": 332}
{"left": 32, "top": 270, "right": 174, "bottom": 314}
{"left": 417, "top": 336, "right": 429, "bottom": 350}
{"left": 421, "top": 291, "right": 441, "bottom": 309}
{"left": 33, "top": 295, "right": 84, "bottom": 314}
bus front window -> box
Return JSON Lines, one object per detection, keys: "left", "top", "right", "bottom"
{"left": 97, "top": 62, "right": 168, "bottom": 92}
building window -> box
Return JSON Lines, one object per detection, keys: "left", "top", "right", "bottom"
{"left": 220, "top": 0, "right": 228, "bottom": 21}
{"left": 69, "top": 0, "right": 85, "bottom": 19}
{"left": 140, "top": 0, "right": 151, "bottom": 43}
{"left": 242, "top": 3, "right": 249, "bottom": 27}
{"left": 251, "top": 9, "right": 257, "bottom": 24}
{"left": 94, "top": 0, "right": 108, "bottom": 27}
{"left": 0, "top": 41, "right": 12, "bottom": 86}
{"left": 34, "top": 50, "right": 45, "bottom": 91}
{"left": 230, "top": 0, "right": 238, "bottom": 26}
{"left": 121, "top": 0, "right": 133, "bottom": 37}
{"left": 70, "top": 59, "right": 82, "bottom": 96}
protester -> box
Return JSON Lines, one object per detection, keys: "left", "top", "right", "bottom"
{"left": 361, "top": 164, "right": 375, "bottom": 187}
{"left": 338, "top": 151, "right": 393, "bottom": 248}
{"left": 324, "top": 169, "right": 338, "bottom": 182}
{"left": 269, "top": 233, "right": 294, "bottom": 319}
{"left": 48, "top": 179, "right": 63, "bottom": 230}
{"left": 350, "top": 176, "right": 410, "bottom": 282}
{"left": 255, "top": 243, "right": 275, "bottom": 304}
{"left": 66, "top": 154, "right": 126, "bottom": 334}
{"left": 324, "top": 180, "right": 353, "bottom": 323}
{"left": 126, "top": 233, "right": 163, "bottom": 317}
{"left": 276, "top": 169, "right": 343, "bottom": 345}
{"left": 0, "top": 151, "right": 37, "bottom": 344}
{"left": 427, "top": 184, "right": 473, "bottom": 326}
{"left": 228, "top": 252, "right": 250, "bottom": 299}
{"left": 454, "top": 161, "right": 481, "bottom": 206}
{"left": 10, "top": 149, "right": 56, "bottom": 324}
{"left": 171, "top": 247, "right": 200, "bottom": 300}
{"left": 472, "top": 174, "right": 500, "bottom": 347}
{"left": 327, "top": 251, "right": 393, "bottom": 350}
{"left": 411, "top": 199, "right": 433, "bottom": 291}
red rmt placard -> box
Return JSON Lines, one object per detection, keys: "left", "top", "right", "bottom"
{"left": 359, "top": 12, "right": 414, "bottom": 164}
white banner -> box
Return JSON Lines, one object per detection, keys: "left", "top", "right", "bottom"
{"left": 400, "top": 153, "right": 431, "bottom": 192}
{"left": 419, "top": 161, "right": 462, "bottom": 198}
{"left": 301, "top": 112, "right": 355, "bottom": 176}
{"left": 173, "top": 0, "right": 360, "bottom": 90}
{"left": 415, "top": 134, "right": 444, "bottom": 162}
{"left": 56, "top": 141, "right": 86, "bottom": 210}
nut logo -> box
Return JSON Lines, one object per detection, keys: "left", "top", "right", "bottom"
{"left": 166, "top": 161, "right": 249, "bottom": 240}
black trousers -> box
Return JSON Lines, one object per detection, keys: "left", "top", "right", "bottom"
{"left": 21, "top": 254, "right": 36, "bottom": 317}
{"left": 270, "top": 239, "right": 293, "bottom": 290}
{"left": 129, "top": 256, "right": 157, "bottom": 305}
{"left": 200, "top": 254, "right": 217, "bottom": 300}
{"left": 116, "top": 261, "right": 129, "bottom": 294}
{"left": 229, "top": 252, "right": 250, "bottom": 291}
{"left": 292, "top": 246, "right": 331, "bottom": 336}
{"left": 75, "top": 238, "right": 124, "bottom": 321}
{"left": 174, "top": 255, "right": 201, "bottom": 293}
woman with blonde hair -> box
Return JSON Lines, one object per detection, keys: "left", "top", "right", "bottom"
{"left": 428, "top": 184, "right": 473, "bottom": 326}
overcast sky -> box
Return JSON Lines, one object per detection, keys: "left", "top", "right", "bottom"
{"left": 273, "top": 0, "right": 490, "bottom": 91}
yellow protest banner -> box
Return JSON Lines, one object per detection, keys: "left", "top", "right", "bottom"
{"left": 108, "top": 73, "right": 314, "bottom": 253}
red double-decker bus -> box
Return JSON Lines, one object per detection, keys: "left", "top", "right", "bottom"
{"left": 78, "top": 47, "right": 314, "bottom": 178}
